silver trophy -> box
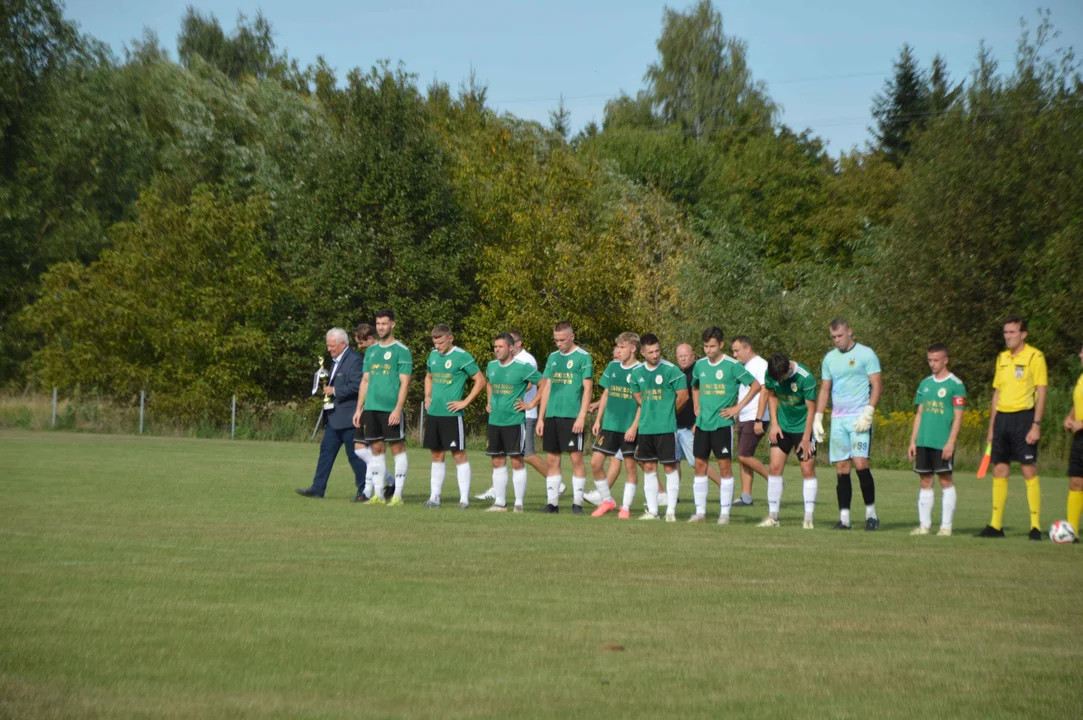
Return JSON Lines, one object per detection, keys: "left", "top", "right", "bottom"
{"left": 314, "top": 356, "right": 334, "bottom": 411}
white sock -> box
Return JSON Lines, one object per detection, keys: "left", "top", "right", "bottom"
{"left": 393, "top": 452, "right": 408, "bottom": 499}
{"left": 363, "top": 468, "right": 375, "bottom": 499}
{"left": 369, "top": 454, "right": 387, "bottom": 497}
{"left": 594, "top": 479, "right": 613, "bottom": 503}
{"left": 865, "top": 503, "right": 877, "bottom": 520}
{"left": 665, "top": 471, "right": 679, "bottom": 516}
{"left": 918, "top": 488, "right": 934, "bottom": 528}
{"left": 840, "top": 508, "right": 851, "bottom": 526}
{"left": 719, "top": 477, "right": 734, "bottom": 517}
{"left": 429, "top": 461, "right": 445, "bottom": 502}
{"left": 693, "top": 476, "right": 708, "bottom": 515}
{"left": 512, "top": 468, "right": 528, "bottom": 507}
{"left": 354, "top": 446, "right": 373, "bottom": 463}
{"left": 941, "top": 486, "right": 956, "bottom": 529}
{"left": 767, "top": 474, "right": 784, "bottom": 519}
{"left": 456, "top": 462, "right": 471, "bottom": 504}
{"left": 622, "top": 481, "right": 637, "bottom": 510}
{"left": 802, "top": 478, "right": 817, "bottom": 519}
{"left": 644, "top": 472, "right": 659, "bottom": 515}
{"left": 572, "top": 476, "right": 586, "bottom": 506}
{"left": 545, "top": 476, "right": 560, "bottom": 506}
{"left": 493, "top": 466, "right": 509, "bottom": 507}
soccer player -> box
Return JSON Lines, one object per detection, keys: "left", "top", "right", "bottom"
{"left": 979, "top": 315, "right": 1047, "bottom": 540}
{"left": 813, "top": 318, "right": 882, "bottom": 531}
{"left": 353, "top": 309, "right": 412, "bottom": 507}
{"left": 907, "top": 344, "right": 966, "bottom": 536}
{"left": 422, "top": 324, "right": 486, "bottom": 509}
{"left": 759, "top": 353, "right": 819, "bottom": 528}
{"left": 1063, "top": 343, "right": 1083, "bottom": 538}
{"left": 536, "top": 321, "right": 594, "bottom": 513}
{"left": 630, "top": 334, "right": 688, "bottom": 521}
{"left": 589, "top": 332, "right": 642, "bottom": 518}
{"left": 731, "top": 336, "right": 770, "bottom": 506}
{"left": 483, "top": 332, "right": 543, "bottom": 512}
{"left": 351, "top": 322, "right": 393, "bottom": 502}
{"left": 690, "top": 327, "right": 761, "bottom": 524}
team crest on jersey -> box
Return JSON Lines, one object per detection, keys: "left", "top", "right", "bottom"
{"left": 790, "top": 382, "right": 798, "bottom": 392}
{"left": 384, "top": 351, "right": 392, "bottom": 360}
{"left": 715, "top": 370, "right": 723, "bottom": 379}
{"left": 445, "top": 359, "right": 452, "bottom": 369}
{"left": 566, "top": 360, "right": 573, "bottom": 369}
{"left": 849, "top": 358, "right": 856, "bottom": 367}
{"left": 937, "top": 388, "right": 947, "bottom": 398}
{"left": 1014, "top": 366, "right": 1024, "bottom": 380}
{"left": 655, "top": 375, "right": 663, "bottom": 385}
{"left": 626, "top": 374, "right": 632, "bottom": 382}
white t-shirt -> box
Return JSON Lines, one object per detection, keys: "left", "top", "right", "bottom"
{"left": 516, "top": 349, "right": 539, "bottom": 419}
{"left": 738, "top": 354, "right": 769, "bottom": 423}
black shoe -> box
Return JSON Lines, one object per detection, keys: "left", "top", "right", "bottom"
{"left": 571, "top": 504, "right": 583, "bottom": 515}
{"left": 977, "top": 525, "right": 1005, "bottom": 538}
{"left": 732, "top": 498, "right": 754, "bottom": 507}
{"left": 1074, "top": 537, "right": 1080, "bottom": 544}
{"left": 295, "top": 487, "right": 323, "bottom": 498}
{"left": 1028, "top": 527, "right": 1043, "bottom": 541}
{"left": 865, "top": 517, "right": 880, "bottom": 531}
{"left": 539, "top": 504, "right": 559, "bottom": 514}
{"left": 384, "top": 484, "right": 395, "bottom": 501}
{"left": 831, "top": 521, "right": 851, "bottom": 530}
{"left": 350, "top": 494, "right": 368, "bottom": 503}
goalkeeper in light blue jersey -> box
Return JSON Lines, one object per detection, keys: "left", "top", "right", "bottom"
{"left": 814, "top": 318, "right": 883, "bottom": 531}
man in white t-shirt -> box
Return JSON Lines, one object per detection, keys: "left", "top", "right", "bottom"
{"left": 731, "top": 336, "right": 769, "bottom": 506}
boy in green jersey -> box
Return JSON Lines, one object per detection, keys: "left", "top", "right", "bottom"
{"left": 760, "top": 353, "right": 819, "bottom": 529}
{"left": 907, "top": 344, "right": 966, "bottom": 536}
{"left": 353, "top": 309, "right": 412, "bottom": 506}
{"left": 537, "top": 321, "right": 594, "bottom": 514}
{"left": 590, "top": 332, "right": 642, "bottom": 518}
{"left": 484, "top": 332, "right": 543, "bottom": 512}
{"left": 690, "top": 327, "right": 761, "bottom": 524}
{"left": 630, "top": 334, "right": 688, "bottom": 522}
{"left": 422, "top": 324, "right": 487, "bottom": 509}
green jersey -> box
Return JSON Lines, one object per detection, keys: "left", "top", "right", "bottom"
{"left": 542, "top": 347, "right": 594, "bottom": 419}
{"left": 363, "top": 340, "right": 412, "bottom": 412}
{"left": 599, "top": 360, "right": 641, "bottom": 433}
{"left": 692, "top": 355, "right": 756, "bottom": 431}
{"left": 486, "top": 358, "right": 543, "bottom": 427}
{"left": 631, "top": 360, "right": 687, "bottom": 435}
{"left": 764, "top": 362, "right": 817, "bottom": 434}
{"left": 426, "top": 346, "right": 480, "bottom": 418}
{"left": 913, "top": 373, "right": 967, "bottom": 449}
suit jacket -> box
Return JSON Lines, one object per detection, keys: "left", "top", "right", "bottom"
{"left": 325, "top": 347, "right": 363, "bottom": 430}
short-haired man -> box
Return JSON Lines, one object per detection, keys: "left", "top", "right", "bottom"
{"left": 814, "top": 318, "right": 882, "bottom": 530}
{"left": 731, "top": 336, "right": 770, "bottom": 506}
{"left": 631, "top": 334, "right": 688, "bottom": 521}
{"left": 351, "top": 323, "right": 393, "bottom": 502}
{"left": 760, "top": 353, "right": 818, "bottom": 528}
{"left": 297, "top": 328, "right": 368, "bottom": 499}
{"left": 483, "top": 333, "right": 543, "bottom": 512}
{"left": 690, "top": 326, "right": 761, "bottom": 524}
{"left": 422, "top": 324, "right": 487, "bottom": 509}
{"left": 537, "top": 321, "right": 594, "bottom": 514}
{"left": 353, "top": 309, "right": 412, "bottom": 506}
{"left": 1063, "top": 343, "right": 1083, "bottom": 538}
{"left": 979, "top": 316, "right": 1047, "bottom": 540}
{"left": 590, "top": 332, "right": 642, "bottom": 518}
{"left": 907, "top": 344, "right": 966, "bottom": 536}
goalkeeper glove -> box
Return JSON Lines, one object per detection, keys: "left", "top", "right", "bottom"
{"left": 853, "top": 405, "right": 876, "bottom": 433}
{"left": 812, "top": 413, "right": 825, "bottom": 443}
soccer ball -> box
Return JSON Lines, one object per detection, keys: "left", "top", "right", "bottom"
{"left": 1048, "top": 520, "right": 1077, "bottom": 544}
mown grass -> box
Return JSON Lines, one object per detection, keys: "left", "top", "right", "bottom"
{"left": 1, "top": 429, "right": 1080, "bottom": 719}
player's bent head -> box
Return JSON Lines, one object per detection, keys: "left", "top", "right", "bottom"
{"left": 553, "top": 321, "right": 574, "bottom": 334}
{"left": 767, "top": 353, "right": 791, "bottom": 382}
{"left": 926, "top": 343, "right": 948, "bottom": 357}
{"left": 508, "top": 329, "right": 522, "bottom": 344}
{"left": 432, "top": 323, "right": 452, "bottom": 338}
{"left": 375, "top": 308, "right": 395, "bottom": 322}
{"left": 829, "top": 317, "right": 850, "bottom": 331}
{"left": 1002, "top": 314, "right": 1027, "bottom": 332}
{"left": 615, "top": 331, "right": 640, "bottom": 350}
{"left": 640, "top": 333, "right": 660, "bottom": 350}
{"left": 353, "top": 323, "right": 374, "bottom": 343}
{"left": 701, "top": 326, "right": 724, "bottom": 344}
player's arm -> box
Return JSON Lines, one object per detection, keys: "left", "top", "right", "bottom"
{"left": 536, "top": 378, "right": 551, "bottom": 436}
{"left": 353, "top": 371, "right": 371, "bottom": 427}
{"left": 767, "top": 389, "right": 782, "bottom": 442}
{"left": 625, "top": 404, "right": 641, "bottom": 442}
{"left": 868, "top": 372, "right": 883, "bottom": 408}
{"left": 675, "top": 387, "right": 689, "bottom": 413}
{"left": 573, "top": 378, "right": 593, "bottom": 434}
{"left": 448, "top": 370, "right": 487, "bottom": 413}
{"left": 423, "top": 373, "right": 433, "bottom": 411}
{"left": 592, "top": 388, "right": 609, "bottom": 436}
{"left": 1026, "top": 385, "right": 1046, "bottom": 445}
{"left": 986, "top": 388, "right": 999, "bottom": 444}
{"left": 754, "top": 386, "right": 768, "bottom": 436}
{"left": 517, "top": 378, "right": 545, "bottom": 412}
{"left": 813, "top": 379, "right": 831, "bottom": 443}
{"left": 485, "top": 375, "right": 493, "bottom": 414}
{"left": 908, "top": 404, "right": 922, "bottom": 462}
{"left": 943, "top": 405, "right": 963, "bottom": 460}
{"left": 389, "top": 372, "right": 410, "bottom": 426}
{"left": 853, "top": 372, "right": 882, "bottom": 432}
{"left": 722, "top": 380, "right": 761, "bottom": 419}
{"left": 799, "top": 398, "right": 816, "bottom": 458}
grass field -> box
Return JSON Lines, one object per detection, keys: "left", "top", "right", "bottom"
{"left": 1, "top": 430, "right": 1080, "bottom": 718}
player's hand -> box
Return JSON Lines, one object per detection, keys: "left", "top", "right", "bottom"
{"left": 1025, "top": 424, "right": 1040, "bottom": 445}
{"left": 941, "top": 439, "right": 955, "bottom": 461}
{"left": 719, "top": 406, "right": 740, "bottom": 420}
{"left": 513, "top": 399, "right": 527, "bottom": 411}
{"left": 388, "top": 409, "right": 402, "bottom": 426}
{"left": 592, "top": 420, "right": 600, "bottom": 436}
{"left": 485, "top": 403, "right": 491, "bottom": 414}
{"left": 986, "top": 427, "right": 994, "bottom": 445}
{"left": 447, "top": 400, "right": 469, "bottom": 413}
{"left": 572, "top": 417, "right": 585, "bottom": 434}
{"left": 853, "top": 405, "right": 875, "bottom": 433}
{"left": 812, "top": 413, "right": 825, "bottom": 443}
{"left": 535, "top": 419, "right": 545, "bottom": 437}
{"left": 907, "top": 441, "right": 917, "bottom": 462}
{"left": 799, "top": 439, "right": 814, "bottom": 461}
{"left": 1065, "top": 415, "right": 1074, "bottom": 432}
{"left": 769, "top": 424, "right": 782, "bottom": 443}
{"left": 753, "top": 420, "right": 765, "bottom": 437}
{"left": 624, "top": 428, "right": 636, "bottom": 443}
{"left": 352, "top": 409, "right": 362, "bottom": 428}
{"left": 424, "top": 396, "right": 432, "bottom": 411}
{"left": 588, "top": 401, "right": 600, "bottom": 414}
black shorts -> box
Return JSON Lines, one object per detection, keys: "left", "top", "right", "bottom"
{"left": 543, "top": 417, "right": 584, "bottom": 454}
{"left": 635, "top": 432, "right": 678, "bottom": 464}
{"left": 693, "top": 426, "right": 734, "bottom": 461}
{"left": 912, "top": 445, "right": 953, "bottom": 475}
{"left": 424, "top": 415, "right": 466, "bottom": 452}
{"left": 592, "top": 429, "right": 636, "bottom": 456}
{"left": 991, "top": 409, "right": 1038, "bottom": 465}
{"left": 1069, "top": 431, "right": 1083, "bottom": 477}
{"left": 770, "top": 431, "right": 816, "bottom": 462}
{"left": 487, "top": 423, "right": 526, "bottom": 457}
{"left": 363, "top": 410, "right": 406, "bottom": 443}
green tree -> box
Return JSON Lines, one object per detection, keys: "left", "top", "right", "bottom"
{"left": 870, "top": 44, "right": 929, "bottom": 166}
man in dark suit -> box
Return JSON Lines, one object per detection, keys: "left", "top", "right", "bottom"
{"left": 296, "top": 328, "right": 368, "bottom": 498}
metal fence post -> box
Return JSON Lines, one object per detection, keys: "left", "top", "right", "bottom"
{"left": 231, "top": 394, "right": 237, "bottom": 440}
{"left": 51, "top": 387, "right": 58, "bottom": 427}
{"left": 139, "top": 391, "right": 145, "bottom": 435}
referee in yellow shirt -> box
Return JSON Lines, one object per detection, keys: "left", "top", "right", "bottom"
{"left": 1063, "top": 343, "right": 1083, "bottom": 538}
{"left": 979, "top": 315, "right": 1047, "bottom": 540}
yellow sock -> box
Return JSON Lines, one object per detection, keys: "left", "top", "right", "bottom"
{"left": 990, "top": 477, "right": 1009, "bottom": 530}
{"left": 1067, "top": 489, "right": 1083, "bottom": 532}
{"left": 1025, "top": 476, "right": 1041, "bottom": 530}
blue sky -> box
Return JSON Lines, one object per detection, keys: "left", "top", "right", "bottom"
{"left": 65, "top": 0, "right": 1082, "bottom": 154}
